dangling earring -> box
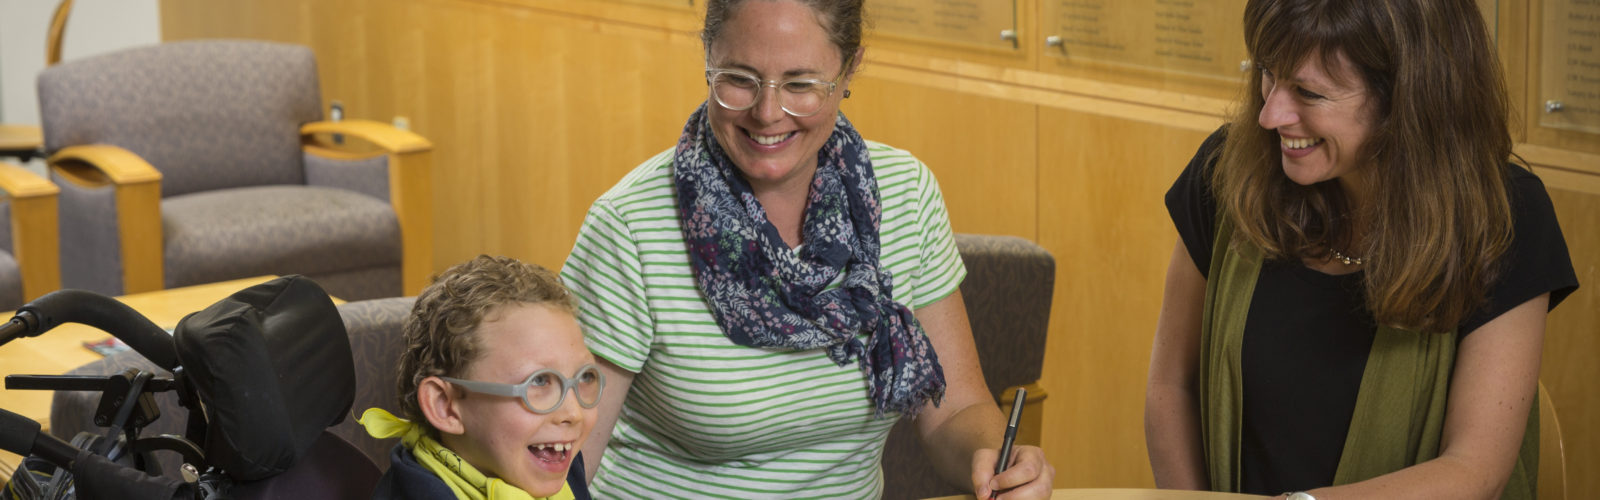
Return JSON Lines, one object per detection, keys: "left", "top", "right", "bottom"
{"left": 844, "top": 89, "right": 852, "bottom": 99}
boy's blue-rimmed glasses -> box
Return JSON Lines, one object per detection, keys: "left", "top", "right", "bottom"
{"left": 440, "top": 363, "right": 606, "bottom": 414}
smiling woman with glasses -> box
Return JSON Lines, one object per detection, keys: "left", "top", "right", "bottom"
{"left": 559, "top": 0, "right": 1055, "bottom": 499}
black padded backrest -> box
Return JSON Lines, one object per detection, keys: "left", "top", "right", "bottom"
{"left": 175, "top": 275, "right": 354, "bottom": 480}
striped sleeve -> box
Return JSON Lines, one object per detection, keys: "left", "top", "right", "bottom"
{"left": 911, "top": 159, "right": 965, "bottom": 308}
{"left": 562, "top": 198, "right": 655, "bottom": 373}
{"left": 871, "top": 145, "right": 966, "bottom": 310}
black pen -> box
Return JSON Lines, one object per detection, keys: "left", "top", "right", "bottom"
{"left": 990, "top": 387, "right": 1026, "bottom": 500}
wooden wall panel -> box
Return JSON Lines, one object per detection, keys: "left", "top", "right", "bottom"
{"left": 841, "top": 77, "right": 1039, "bottom": 239}
{"left": 1541, "top": 184, "right": 1600, "bottom": 498}
{"left": 1037, "top": 110, "right": 1216, "bottom": 487}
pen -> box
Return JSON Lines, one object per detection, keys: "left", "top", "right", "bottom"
{"left": 989, "top": 387, "right": 1026, "bottom": 500}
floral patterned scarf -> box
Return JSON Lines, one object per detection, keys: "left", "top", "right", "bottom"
{"left": 673, "top": 103, "right": 945, "bottom": 417}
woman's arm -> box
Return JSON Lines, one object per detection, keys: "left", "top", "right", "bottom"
{"left": 1285, "top": 293, "right": 1549, "bottom": 500}
{"left": 581, "top": 358, "right": 635, "bottom": 483}
{"left": 914, "top": 290, "right": 1055, "bottom": 499}
{"left": 1146, "top": 241, "right": 1210, "bottom": 489}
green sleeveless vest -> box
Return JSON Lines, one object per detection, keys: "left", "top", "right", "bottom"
{"left": 1197, "top": 216, "right": 1537, "bottom": 498}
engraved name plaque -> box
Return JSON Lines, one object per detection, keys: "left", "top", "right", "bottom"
{"left": 870, "top": 0, "right": 1019, "bottom": 51}
{"left": 1542, "top": 0, "right": 1600, "bottom": 134}
{"left": 1041, "top": 0, "right": 1248, "bottom": 82}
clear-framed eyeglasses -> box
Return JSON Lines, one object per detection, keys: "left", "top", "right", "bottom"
{"left": 705, "top": 60, "right": 852, "bottom": 117}
{"left": 439, "top": 363, "right": 606, "bottom": 415}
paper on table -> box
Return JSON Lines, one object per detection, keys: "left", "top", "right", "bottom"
{"left": 83, "top": 328, "right": 175, "bottom": 357}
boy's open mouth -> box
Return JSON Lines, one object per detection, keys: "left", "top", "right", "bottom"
{"left": 529, "top": 441, "right": 572, "bottom": 464}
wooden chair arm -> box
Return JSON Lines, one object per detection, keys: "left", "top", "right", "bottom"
{"left": 47, "top": 145, "right": 164, "bottom": 294}
{"left": 48, "top": 144, "right": 162, "bottom": 186}
{"left": 999, "top": 382, "right": 1048, "bottom": 448}
{"left": 301, "top": 120, "right": 431, "bottom": 155}
{"left": 300, "top": 120, "right": 434, "bottom": 295}
{"left": 0, "top": 162, "right": 61, "bottom": 300}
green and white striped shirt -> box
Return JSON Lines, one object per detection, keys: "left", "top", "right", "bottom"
{"left": 561, "top": 141, "right": 966, "bottom": 499}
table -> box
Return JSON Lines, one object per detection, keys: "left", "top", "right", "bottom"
{"left": 0, "top": 276, "right": 298, "bottom": 479}
{"left": 0, "top": 124, "right": 43, "bottom": 162}
{"left": 926, "top": 489, "right": 1264, "bottom": 499}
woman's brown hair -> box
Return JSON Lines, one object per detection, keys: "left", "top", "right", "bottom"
{"left": 395, "top": 255, "right": 578, "bottom": 436}
{"left": 1214, "top": 0, "right": 1514, "bottom": 332}
{"left": 702, "top": 0, "right": 865, "bottom": 65}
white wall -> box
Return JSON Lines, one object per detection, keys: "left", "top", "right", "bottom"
{"left": 0, "top": 0, "right": 161, "bottom": 126}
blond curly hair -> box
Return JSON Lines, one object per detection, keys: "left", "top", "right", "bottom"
{"left": 395, "top": 255, "right": 578, "bottom": 435}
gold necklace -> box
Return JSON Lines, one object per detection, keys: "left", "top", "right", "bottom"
{"left": 1330, "top": 248, "right": 1365, "bottom": 266}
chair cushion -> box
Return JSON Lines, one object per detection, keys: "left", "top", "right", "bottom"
{"left": 327, "top": 297, "right": 416, "bottom": 470}
{"left": 952, "top": 234, "right": 1055, "bottom": 396}
{"left": 162, "top": 185, "right": 399, "bottom": 289}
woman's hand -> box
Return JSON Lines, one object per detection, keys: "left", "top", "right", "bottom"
{"left": 970, "top": 445, "right": 1054, "bottom": 499}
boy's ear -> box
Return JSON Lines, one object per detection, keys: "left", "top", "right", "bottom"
{"left": 418, "top": 376, "right": 467, "bottom": 435}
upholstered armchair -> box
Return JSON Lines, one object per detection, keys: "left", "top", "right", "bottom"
{"left": 882, "top": 233, "right": 1055, "bottom": 499}
{"left": 37, "top": 39, "right": 432, "bottom": 301}
{"left": 0, "top": 162, "right": 61, "bottom": 310}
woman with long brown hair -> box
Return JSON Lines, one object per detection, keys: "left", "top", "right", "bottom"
{"left": 1146, "top": 0, "right": 1579, "bottom": 498}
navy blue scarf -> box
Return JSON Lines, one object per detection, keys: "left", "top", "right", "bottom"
{"left": 672, "top": 103, "right": 945, "bottom": 417}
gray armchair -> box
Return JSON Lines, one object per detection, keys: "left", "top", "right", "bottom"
{"left": 0, "top": 161, "right": 60, "bottom": 310}
{"left": 881, "top": 233, "right": 1055, "bottom": 500}
{"left": 37, "top": 39, "right": 433, "bottom": 301}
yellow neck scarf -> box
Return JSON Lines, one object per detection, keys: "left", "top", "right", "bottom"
{"left": 360, "top": 408, "right": 575, "bottom": 500}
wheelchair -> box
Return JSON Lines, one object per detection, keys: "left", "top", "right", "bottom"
{"left": 0, "top": 276, "right": 377, "bottom": 499}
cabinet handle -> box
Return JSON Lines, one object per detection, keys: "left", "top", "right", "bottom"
{"left": 1046, "top": 35, "right": 1063, "bottom": 47}
{"left": 1000, "top": 29, "right": 1017, "bottom": 42}
{"left": 1240, "top": 60, "right": 1253, "bottom": 72}
{"left": 1544, "top": 100, "right": 1564, "bottom": 113}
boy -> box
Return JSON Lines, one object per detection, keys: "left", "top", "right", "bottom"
{"left": 361, "top": 255, "right": 598, "bottom": 500}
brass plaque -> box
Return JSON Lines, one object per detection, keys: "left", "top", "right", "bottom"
{"left": 609, "top": 0, "right": 693, "bottom": 8}
{"left": 1041, "top": 0, "right": 1248, "bottom": 82}
{"left": 1541, "top": 0, "right": 1600, "bottom": 134}
{"left": 871, "top": 0, "right": 1020, "bottom": 51}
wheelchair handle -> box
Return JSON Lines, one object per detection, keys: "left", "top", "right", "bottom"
{"left": 6, "top": 289, "right": 178, "bottom": 370}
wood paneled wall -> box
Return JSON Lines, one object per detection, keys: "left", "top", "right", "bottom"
{"left": 162, "top": 0, "right": 1599, "bottom": 493}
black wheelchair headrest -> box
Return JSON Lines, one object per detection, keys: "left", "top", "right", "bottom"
{"left": 174, "top": 275, "right": 354, "bottom": 481}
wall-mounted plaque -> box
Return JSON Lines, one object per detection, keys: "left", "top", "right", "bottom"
{"left": 1041, "top": 0, "right": 1248, "bottom": 82}
{"left": 609, "top": 0, "right": 694, "bottom": 8}
{"left": 870, "top": 0, "right": 1019, "bottom": 51}
{"left": 1541, "top": 0, "right": 1600, "bottom": 134}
